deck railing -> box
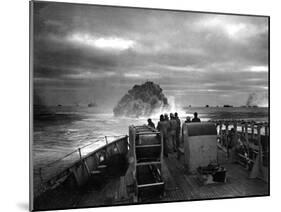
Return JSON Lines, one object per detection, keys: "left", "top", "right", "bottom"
{"left": 34, "top": 134, "right": 128, "bottom": 197}
{"left": 209, "top": 119, "right": 269, "bottom": 171}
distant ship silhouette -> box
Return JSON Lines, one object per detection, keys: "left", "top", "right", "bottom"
{"left": 88, "top": 102, "right": 97, "bottom": 107}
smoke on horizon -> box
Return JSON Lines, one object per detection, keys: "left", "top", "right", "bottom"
{"left": 246, "top": 92, "right": 268, "bottom": 107}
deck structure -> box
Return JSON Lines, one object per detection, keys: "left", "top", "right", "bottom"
{"left": 34, "top": 148, "right": 268, "bottom": 211}
{"left": 33, "top": 121, "right": 269, "bottom": 211}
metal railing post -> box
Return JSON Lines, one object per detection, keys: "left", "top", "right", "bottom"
{"left": 225, "top": 122, "right": 229, "bottom": 148}
{"left": 251, "top": 123, "right": 254, "bottom": 141}
{"left": 219, "top": 122, "right": 222, "bottom": 145}
{"left": 78, "top": 148, "right": 82, "bottom": 161}
{"left": 234, "top": 121, "right": 238, "bottom": 146}
{"left": 245, "top": 123, "right": 249, "bottom": 156}
{"left": 257, "top": 125, "right": 262, "bottom": 164}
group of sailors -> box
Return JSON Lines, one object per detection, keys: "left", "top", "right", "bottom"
{"left": 147, "top": 112, "right": 201, "bottom": 157}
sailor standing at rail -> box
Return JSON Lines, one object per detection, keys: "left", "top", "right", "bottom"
{"left": 147, "top": 118, "right": 155, "bottom": 129}
{"left": 169, "top": 113, "right": 178, "bottom": 152}
{"left": 157, "top": 114, "right": 170, "bottom": 157}
{"left": 174, "top": 112, "right": 181, "bottom": 149}
{"left": 185, "top": 116, "right": 191, "bottom": 123}
{"left": 164, "top": 113, "right": 169, "bottom": 121}
{"left": 192, "top": 112, "right": 201, "bottom": 122}
{"left": 227, "top": 128, "right": 235, "bottom": 159}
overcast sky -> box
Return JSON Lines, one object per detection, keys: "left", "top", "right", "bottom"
{"left": 33, "top": 2, "right": 268, "bottom": 108}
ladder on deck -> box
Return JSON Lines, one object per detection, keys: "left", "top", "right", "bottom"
{"left": 129, "top": 125, "right": 165, "bottom": 201}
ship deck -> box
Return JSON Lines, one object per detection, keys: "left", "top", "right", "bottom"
{"left": 74, "top": 148, "right": 268, "bottom": 208}
{"left": 34, "top": 148, "right": 268, "bottom": 210}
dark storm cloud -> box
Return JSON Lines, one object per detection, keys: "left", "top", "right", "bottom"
{"left": 33, "top": 2, "right": 268, "bottom": 106}
{"left": 34, "top": 38, "right": 119, "bottom": 78}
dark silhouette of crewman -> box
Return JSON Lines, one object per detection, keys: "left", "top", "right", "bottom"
{"left": 182, "top": 116, "right": 191, "bottom": 144}
{"left": 192, "top": 112, "right": 201, "bottom": 122}
{"left": 157, "top": 115, "right": 164, "bottom": 132}
{"left": 227, "top": 128, "right": 235, "bottom": 159}
{"left": 157, "top": 114, "right": 170, "bottom": 157}
{"left": 185, "top": 116, "right": 191, "bottom": 123}
{"left": 147, "top": 118, "right": 155, "bottom": 129}
{"left": 169, "top": 113, "right": 178, "bottom": 152}
{"left": 174, "top": 112, "right": 181, "bottom": 148}
{"left": 164, "top": 113, "right": 169, "bottom": 121}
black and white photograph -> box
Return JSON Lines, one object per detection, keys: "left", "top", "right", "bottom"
{"left": 30, "top": 1, "right": 269, "bottom": 211}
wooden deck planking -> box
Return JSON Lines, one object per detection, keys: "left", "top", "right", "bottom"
{"left": 77, "top": 177, "right": 132, "bottom": 207}
{"left": 154, "top": 149, "right": 268, "bottom": 203}
{"left": 75, "top": 148, "right": 268, "bottom": 207}
{"left": 162, "top": 155, "right": 190, "bottom": 201}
